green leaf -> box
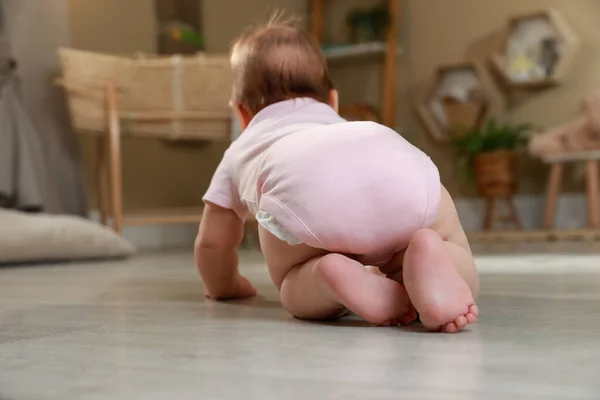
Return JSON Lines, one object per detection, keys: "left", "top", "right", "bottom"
{"left": 450, "top": 118, "right": 531, "bottom": 182}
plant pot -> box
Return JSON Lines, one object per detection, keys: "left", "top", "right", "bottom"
{"left": 473, "top": 150, "right": 518, "bottom": 197}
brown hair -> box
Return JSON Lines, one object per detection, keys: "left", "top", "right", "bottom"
{"left": 230, "top": 14, "right": 333, "bottom": 115}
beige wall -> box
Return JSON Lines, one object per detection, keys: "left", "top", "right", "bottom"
{"left": 69, "top": 0, "right": 600, "bottom": 210}
{"left": 69, "top": 0, "right": 157, "bottom": 54}
{"left": 203, "top": 0, "right": 306, "bottom": 52}
{"left": 405, "top": 0, "right": 600, "bottom": 195}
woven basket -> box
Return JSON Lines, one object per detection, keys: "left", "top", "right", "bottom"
{"left": 473, "top": 150, "right": 517, "bottom": 197}
{"left": 58, "top": 48, "right": 233, "bottom": 140}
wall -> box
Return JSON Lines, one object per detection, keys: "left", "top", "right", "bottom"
{"left": 70, "top": 0, "right": 600, "bottom": 212}
{"left": 404, "top": 0, "right": 600, "bottom": 195}
{"left": 203, "top": 0, "right": 306, "bottom": 52}
{"left": 69, "top": 0, "right": 156, "bottom": 54}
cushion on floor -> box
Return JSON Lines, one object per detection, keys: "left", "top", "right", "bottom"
{"left": 0, "top": 209, "right": 135, "bottom": 264}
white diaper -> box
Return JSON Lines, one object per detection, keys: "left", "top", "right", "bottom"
{"left": 255, "top": 210, "right": 303, "bottom": 245}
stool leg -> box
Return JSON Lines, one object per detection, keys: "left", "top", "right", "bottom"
{"left": 96, "top": 135, "right": 110, "bottom": 225}
{"left": 484, "top": 197, "right": 497, "bottom": 231}
{"left": 586, "top": 160, "right": 599, "bottom": 228}
{"left": 107, "top": 82, "right": 123, "bottom": 234}
{"left": 506, "top": 196, "right": 523, "bottom": 230}
{"left": 544, "top": 163, "right": 563, "bottom": 229}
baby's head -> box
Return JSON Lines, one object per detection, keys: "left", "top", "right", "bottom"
{"left": 230, "top": 15, "right": 337, "bottom": 129}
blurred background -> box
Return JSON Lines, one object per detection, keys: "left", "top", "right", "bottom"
{"left": 2, "top": 0, "right": 600, "bottom": 253}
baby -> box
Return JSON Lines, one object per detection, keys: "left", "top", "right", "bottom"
{"left": 195, "top": 18, "right": 479, "bottom": 333}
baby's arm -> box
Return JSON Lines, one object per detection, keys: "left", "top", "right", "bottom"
{"left": 195, "top": 201, "right": 257, "bottom": 300}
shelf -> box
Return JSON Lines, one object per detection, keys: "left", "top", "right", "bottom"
{"left": 491, "top": 8, "right": 579, "bottom": 89}
{"left": 417, "top": 61, "right": 504, "bottom": 142}
{"left": 310, "top": 0, "right": 400, "bottom": 127}
{"left": 322, "top": 42, "right": 402, "bottom": 61}
{"left": 468, "top": 229, "right": 600, "bottom": 243}
{"left": 495, "top": 77, "right": 557, "bottom": 90}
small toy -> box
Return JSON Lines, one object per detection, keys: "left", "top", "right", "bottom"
{"left": 162, "top": 21, "right": 204, "bottom": 47}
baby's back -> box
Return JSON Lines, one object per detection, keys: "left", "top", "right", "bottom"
{"left": 256, "top": 119, "right": 441, "bottom": 262}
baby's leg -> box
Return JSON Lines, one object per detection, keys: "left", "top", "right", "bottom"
{"left": 259, "top": 226, "right": 411, "bottom": 325}
{"left": 402, "top": 186, "right": 479, "bottom": 333}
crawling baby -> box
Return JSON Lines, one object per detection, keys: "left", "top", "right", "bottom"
{"left": 195, "top": 18, "right": 479, "bottom": 333}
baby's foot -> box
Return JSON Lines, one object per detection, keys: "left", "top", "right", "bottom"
{"left": 399, "top": 303, "right": 418, "bottom": 326}
{"left": 434, "top": 305, "right": 479, "bottom": 333}
{"left": 318, "top": 254, "right": 412, "bottom": 326}
{"left": 364, "top": 265, "right": 419, "bottom": 326}
{"left": 403, "top": 229, "right": 478, "bottom": 333}
{"left": 367, "top": 265, "right": 419, "bottom": 326}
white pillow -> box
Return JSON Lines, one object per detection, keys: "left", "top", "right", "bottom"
{"left": 0, "top": 209, "right": 135, "bottom": 264}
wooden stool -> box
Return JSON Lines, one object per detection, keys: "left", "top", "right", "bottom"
{"left": 543, "top": 151, "right": 600, "bottom": 229}
{"left": 483, "top": 195, "right": 523, "bottom": 231}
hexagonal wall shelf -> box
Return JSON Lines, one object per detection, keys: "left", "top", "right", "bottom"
{"left": 417, "top": 61, "right": 504, "bottom": 143}
{"left": 491, "top": 8, "right": 579, "bottom": 89}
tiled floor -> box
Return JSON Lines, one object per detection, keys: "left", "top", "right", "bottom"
{"left": 1, "top": 246, "right": 600, "bottom": 400}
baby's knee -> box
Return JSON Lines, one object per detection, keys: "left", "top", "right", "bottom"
{"left": 318, "top": 253, "right": 350, "bottom": 266}
{"left": 408, "top": 228, "right": 444, "bottom": 252}
{"left": 313, "top": 253, "right": 350, "bottom": 280}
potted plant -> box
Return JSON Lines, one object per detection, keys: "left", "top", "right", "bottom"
{"left": 452, "top": 119, "right": 530, "bottom": 197}
{"left": 347, "top": 2, "right": 390, "bottom": 43}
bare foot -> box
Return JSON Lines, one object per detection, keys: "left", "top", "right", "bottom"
{"left": 368, "top": 263, "right": 419, "bottom": 326}
{"left": 317, "top": 254, "right": 412, "bottom": 326}
{"left": 403, "top": 229, "right": 478, "bottom": 333}
{"left": 399, "top": 304, "right": 418, "bottom": 326}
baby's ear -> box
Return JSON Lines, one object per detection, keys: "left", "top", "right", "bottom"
{"left": 230, "top": 102, "right": 253, "bottom": 131}
{"left": 329, "top": 89, "right": 339, "bottom": 113}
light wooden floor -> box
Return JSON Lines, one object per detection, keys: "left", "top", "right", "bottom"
{"left": 1, "top": 246, "right": 600, "bottom": 400}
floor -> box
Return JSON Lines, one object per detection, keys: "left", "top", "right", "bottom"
{"left": 1, "top": 245, "right": 600, "bottom": 400}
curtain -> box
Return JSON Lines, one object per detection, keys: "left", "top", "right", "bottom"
{"left": 1, "top": 0, "right": 87, "bottom": 215}
{"left": 0, "top": 59, "right": 45, "bottom": 210}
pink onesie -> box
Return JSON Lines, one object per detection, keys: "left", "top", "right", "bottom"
{"left": 203, "top": 98, "right": 441, "bottom": 265}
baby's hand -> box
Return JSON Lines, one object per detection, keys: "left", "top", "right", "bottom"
{"left": 205, "top": 275, "right": 258, "bottom": 301}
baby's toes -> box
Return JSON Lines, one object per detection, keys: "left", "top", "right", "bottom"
{"left": 400, "top": 306, "right": 418, "bottom": 326}
{"left": 442, "top": 322, "right": 459, "bottom": 333}
{"left": 468, "top": 304, "right": 479, "bottom": 317}
{"left": 375, "top": 318, "right": 401, "bottom": 327}
{"left": 466, "top": 312, "right": 477, "bottom": 324}
{"left": 454, "top": 315, "right": 468, "bottom": 329}
{"left": 440, "top": 306, "right": 478, "bottom": 333}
